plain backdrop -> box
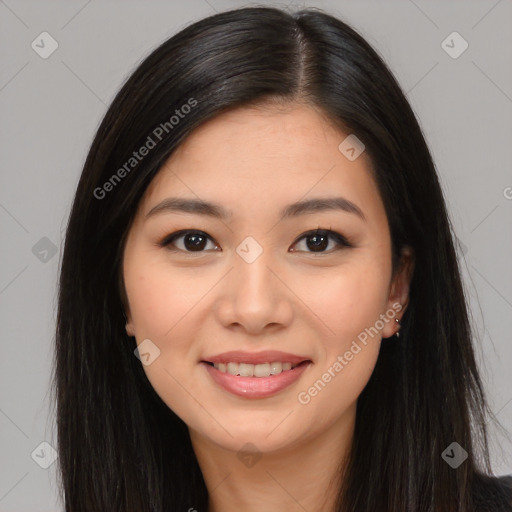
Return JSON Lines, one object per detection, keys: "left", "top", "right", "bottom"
{"left": 0, "top": 1, "right": 511, "bottom": 510}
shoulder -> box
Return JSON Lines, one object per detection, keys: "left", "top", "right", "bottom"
{"left": 472, "top": 472, "right": 512, "bottom": 511}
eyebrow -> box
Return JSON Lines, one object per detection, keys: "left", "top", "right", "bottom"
{"left": 145, "top": 196, "right": 366, "bottom": 222}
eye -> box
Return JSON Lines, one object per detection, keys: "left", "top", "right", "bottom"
{"left": 290, "top": 228, "right": 352, "bottom": 254}
{"left": 159, "top": 230, "right": 220, "bottom": 253}
{"left": 159, "top": 228, "right": 352, "bottom": 254}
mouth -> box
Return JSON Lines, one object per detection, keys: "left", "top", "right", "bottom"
{"left": 200, "top": 351, "right": 312, "bottom": 398}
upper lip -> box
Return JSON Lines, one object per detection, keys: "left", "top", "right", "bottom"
{"left": 203, "top": 351, "right": 311, "bottom": 365}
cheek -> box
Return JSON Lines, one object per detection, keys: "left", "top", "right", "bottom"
{"left": 124, "top": 255, "right": 207, "bottom": 340}
{"left": 300, "top": 259, "right": 391, "bottom": 344}
{"left": 122, "top": 261, "right": 201, "bottom": 412}
{"left": 123, "top": 257, "right": 206, "bottom": 415}
{"left": 293, "top": 254, "right": 391, "bottom": 408}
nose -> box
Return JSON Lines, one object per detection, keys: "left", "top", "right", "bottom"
{"left": 214, "top": 249, "right": 293, "bottom": 335}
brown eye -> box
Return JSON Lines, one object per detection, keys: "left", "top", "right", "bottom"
{"left": 290, "top": 229, "right": 351, "bottom": 253}
{"left": 160, "top": 230, "right": 220, "bottom": 253}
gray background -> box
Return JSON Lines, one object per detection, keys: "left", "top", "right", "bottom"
{"left": 1, "top": 0, "right": 511, "bottom": 510}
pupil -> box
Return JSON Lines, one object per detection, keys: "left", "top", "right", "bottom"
{"left": 307, "top": 233, "right": 328, "bottom": 252}
{"left": 185, "top": 233, "right": 206, "bottom": 251}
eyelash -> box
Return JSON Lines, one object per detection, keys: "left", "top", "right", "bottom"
{"left": 158, "top": 227, "right": 353, "bottom": 255}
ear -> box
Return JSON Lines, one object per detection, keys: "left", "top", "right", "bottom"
{"left": 124, "top": 311, "right": 135, "bottom": 337}
{"left": 382, "top": 246, "right": 414, "bottom": 339}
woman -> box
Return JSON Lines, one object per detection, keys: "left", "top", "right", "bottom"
{"left": 52, "top": 6, "right": 512, "bottom": 511}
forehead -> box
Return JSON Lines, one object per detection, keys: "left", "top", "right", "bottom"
{"left": 172, "top": 102, "right": 352, "bottom": 164}
{"left": 139, "top": 102, "right": 382, "bottom": 222}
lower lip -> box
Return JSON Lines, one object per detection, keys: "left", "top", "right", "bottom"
{"left": 202, "top": 361, "right": 311, "bottom": 399}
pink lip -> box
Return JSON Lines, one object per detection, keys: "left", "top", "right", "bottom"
{"left": 203, "top": 350, "right": 310, "bottom": 365}
{"left": 202, "top": 360, "right": 312, "bottom": 399}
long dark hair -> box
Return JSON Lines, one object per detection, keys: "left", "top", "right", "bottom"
{"left": 51, "top": 6, "right": 507, "bottom": 511}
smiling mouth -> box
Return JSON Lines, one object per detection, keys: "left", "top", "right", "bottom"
{"left": 203, "top": 360, "right": 310, "bottom": 378}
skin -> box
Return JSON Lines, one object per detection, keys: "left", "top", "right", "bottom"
{"left": 122, "top": 102, "right": 414, "bottom": 512}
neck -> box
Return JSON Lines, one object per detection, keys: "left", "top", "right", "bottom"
{"left": 189, "top": 403, "right": 355, "bottom": 512}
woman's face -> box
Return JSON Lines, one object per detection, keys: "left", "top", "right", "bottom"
{"left": 122, "top": 102, "right": 411, "bottom": 454}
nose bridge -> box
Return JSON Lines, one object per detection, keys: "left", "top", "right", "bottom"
{"left": 218, "top": 238, "right": 292, "bottom": 332}
{"left": 233, "top": 243, "right": 278, "bottom": 306}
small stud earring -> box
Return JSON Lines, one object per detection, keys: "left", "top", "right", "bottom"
{"left": 395, "top": 318, "right": 401, "bottom": 338}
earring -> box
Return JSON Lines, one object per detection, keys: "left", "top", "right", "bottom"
{"left": 395, "top": 318, "right": 401, "bottom": 338}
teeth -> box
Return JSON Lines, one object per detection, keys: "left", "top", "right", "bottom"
{"left": 213, "top": 361, "right": 300, "bottom": 377}
{"left": 239, "top": 363, "right": 254, "bottom": 377}
{"left": 269, "top": 362, "right": 282, "bottom": 375}
{"left": 254, "top": 363, "right": 270, "bottom": 377}
{"left": 227, "top": 362, "right": 238, "bottom": 375}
